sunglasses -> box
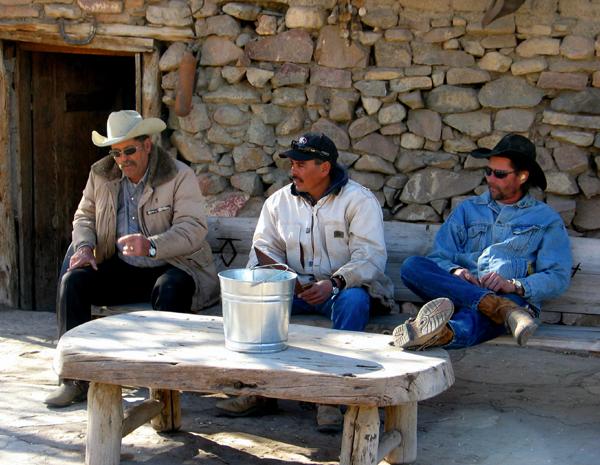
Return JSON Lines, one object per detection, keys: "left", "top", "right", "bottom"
{"left": 109, "top": 145, "right": 140, "bottom": 158}
{"left": 291, "top": 140, "right": 331, "bottom": 159}
{"left": 484, "top": 167, "right": 516, "bottom": 179}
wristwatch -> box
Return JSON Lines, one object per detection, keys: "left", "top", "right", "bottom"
{"left": 330, "top": 278, "right": 340, "bottom": 296}
{"left": 148, "top": 242, "right": 157, "bottom": 258}
{"left": 510, "top": 279, "right": 524, "bottom": 296}
{"left": 332, "top": 274, "right": 346, "bottom": 290}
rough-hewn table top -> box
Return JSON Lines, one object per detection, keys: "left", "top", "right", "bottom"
{"left": 55, "top": 311, "right": 454, "bottom": 406}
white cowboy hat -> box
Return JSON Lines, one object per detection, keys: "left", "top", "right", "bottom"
{"left": 91, "top": 110, "right": 166, "bottom": 147}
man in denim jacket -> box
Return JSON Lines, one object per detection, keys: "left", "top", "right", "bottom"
{"left": 393, "top": 134, "right": 572, "bottom": 350}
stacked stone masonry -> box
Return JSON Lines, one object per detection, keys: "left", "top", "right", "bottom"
{"left": 3, "top": 0, "right": 600, "bottom": 323}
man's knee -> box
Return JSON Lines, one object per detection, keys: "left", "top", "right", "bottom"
{"left": 60, "top": 267, "right": 94, "bottom": 295}
{"left": 335, "top": 288, "right": 370, "bottom": 318}
{"left": 152, "top": 269, "right": 195, "bottom": 312}
{"left": 400, "top": 255, "right": 429, "bottom": 278}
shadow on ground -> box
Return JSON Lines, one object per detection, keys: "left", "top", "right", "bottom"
{"left": 1, "top": 308, "right": 599, "bottom": 465}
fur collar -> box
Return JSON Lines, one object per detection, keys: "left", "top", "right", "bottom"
{"left": 91, "top": 145, "right": 177, "bottom": 187}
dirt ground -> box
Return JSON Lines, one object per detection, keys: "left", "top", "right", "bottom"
{"left": 2, "top": 308, "right": 600, "bottom": 465}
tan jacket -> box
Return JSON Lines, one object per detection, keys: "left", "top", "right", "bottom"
{"left": 250, "top": 175, "right": 397, "bottom": 312}
{"left": 72, "top": 146, "right": 219, "bottom": 310}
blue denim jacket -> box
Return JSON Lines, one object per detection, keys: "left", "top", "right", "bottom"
{"left": 428, "top": 191, "right": 572, "bottom": 310}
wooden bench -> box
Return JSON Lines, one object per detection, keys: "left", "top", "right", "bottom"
{"left": 206, "top": 216, "right": 600, "bottom": 354}
{"left": 94, "top": 216, "right": 600, "bottom": 354}
{"left": 55, "top": 311, "right": 454, "bottom": 465}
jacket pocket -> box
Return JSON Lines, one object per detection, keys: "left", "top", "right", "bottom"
{"left": 507, "top": 225, "right": 541, "bottom": 254}
{"left": 324, "top": 222, "right": 350, "bottom": 271}
{"left": 187, "top": 245, "right": 213, "bottom": 268}
{"left": 466, "top": 224, "right": 488, "bottom": 253}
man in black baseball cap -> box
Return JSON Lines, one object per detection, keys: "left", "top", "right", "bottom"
{"left": 392, "top": 133, "right": 572, "bottom": 352}
{"left": 216, "top": 132, "right": 396, "bottom": 432}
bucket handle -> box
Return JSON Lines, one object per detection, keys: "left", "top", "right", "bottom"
{"left": 250, "top": 263, "right": 292, "bottom": 286}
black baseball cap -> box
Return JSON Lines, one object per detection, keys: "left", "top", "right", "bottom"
{"left": 280, "top": 132, "right": 338, "bottom": 163}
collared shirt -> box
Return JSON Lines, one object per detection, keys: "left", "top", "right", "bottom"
{"left": 428, "top": 191, "right": 572, "bottom": 309}
{"left": 116, "top": 171, "right": 166, "bottom": 268}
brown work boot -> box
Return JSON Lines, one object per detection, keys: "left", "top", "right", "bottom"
{"left": 478, "top": 294, "right": 538, "bottom": 346}
{"left": 316, "top": 404, "right": 343, "bottom": 434}
{"left": 44, "top": 379, "right": 88, "bottom": 408}
{"left": 215, "top": 395, "right": 278, "bottom": 417}
{"left": 392, "top": 298, "right": 454, "bottom": 350}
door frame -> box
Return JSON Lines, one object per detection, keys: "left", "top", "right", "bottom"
{"left": 0, "top": 38, "right": 162, "bottom": 309}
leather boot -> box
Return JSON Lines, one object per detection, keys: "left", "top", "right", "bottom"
{"left": 215, "top": 395, "right": 278, "bottom": 417}
{"left": 392, "top": 298, "right": 454, "bottom": 350}
{"left": 478, "top": 294, "right": 538, "bottom": 346}
{"left": 418, "top": 325, "right": 454, "bottom": 350}
{"left": 44, "top": 379, "right": 88, "bottom": 407}
{"left": 316, "top": 404, "right": 343, "bottom": 434}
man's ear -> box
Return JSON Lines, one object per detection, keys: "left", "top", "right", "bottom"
{"left": 519, "top": 171, "right": 529, "bottom": 183}
{"left": 321, "top": 161, "right": 332, "bottom": 175}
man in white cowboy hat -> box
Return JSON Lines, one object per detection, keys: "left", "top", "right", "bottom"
{"left": 392, "top": 133, "right": 572, "bottom": 351}
{"left": 45, "top": 110, "right": 219, "bottom": 407}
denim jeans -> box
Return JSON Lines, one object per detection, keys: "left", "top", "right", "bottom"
{"left": 401, "top": 256, "right": 534, "bottom": 349}
{"left": 292, "top": 287, "right": 370, "bottom": 331}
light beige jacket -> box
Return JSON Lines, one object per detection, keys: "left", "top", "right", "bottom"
{"left": 72, "top": 146, "right": 219, "bottom": 310}
{"left": 250, "top": 177, "right": 397, "bottom": 312}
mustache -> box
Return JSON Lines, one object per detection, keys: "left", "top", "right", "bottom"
{"left": 118, "top": 161, "right": 136, "bottom": 169}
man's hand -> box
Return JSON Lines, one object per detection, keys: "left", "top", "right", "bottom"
{"left": 298, "top": 280, "right": 333, "bottom": 305}
{"left": 68, "top": 246, "right": 97, "bottom": 271}
{"left": 479, "top": 271, "right": 514, "bottom": 293}
{"left": 452, "top": 267, "right": 480, "bottom": 286}
{"left": 117, "top": 234, "right": 151, "bottom": 257}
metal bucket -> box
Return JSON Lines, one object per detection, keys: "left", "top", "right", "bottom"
{"left": 218, "top": 267, "right": 297, "bottom": 353}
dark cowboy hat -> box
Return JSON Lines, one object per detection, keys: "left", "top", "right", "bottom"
{"left": 280, "top": 132, "right": 338, "bottom": 164}
{"left": 471, "top": 133, "right": 547, "bottom": 190}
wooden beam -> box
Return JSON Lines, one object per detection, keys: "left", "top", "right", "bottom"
{"left": 340, "top": 405, "right": 380, "bottom": 465}
{"left": 0, "top": 30, "right": 153, "bottom": 54}
{"left": 142, "top": 50, "right": 161, "bottom": 118}
{"left": 16, "top": 47, "right": 34, "bottom": 309}
{"left": 0, "top": 42, "right": 19, "bottom": 307}
{"left": 135, "top": 53, "right": 142, "bottom": 113}
{"left": 0, "top": 21, "right": 194, "bottom": 42}
{"left": 122, "top": 399, "right": 163, "bottom": 437}
{"left": 86, "top": 382, "right": 123, "bottom": 465}
{"left": 150, "top": 388, "right": 181, "bottom": 432}
{"left": 384, "top": 403, "right": 418, "bottom": 464}
{"left": 376, "top": 430, "right": 403, "bottom": 464}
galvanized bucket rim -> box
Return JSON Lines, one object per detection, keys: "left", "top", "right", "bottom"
{"left": 218, "top": 266, "right": 297, "bottom": 285}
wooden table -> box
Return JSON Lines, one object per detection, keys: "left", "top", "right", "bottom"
{"left": 54, "top": 311, "right": 454, "bottom": 465}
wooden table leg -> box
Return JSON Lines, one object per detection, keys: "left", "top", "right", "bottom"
{"left": 340, "top": 405, "right": 380, "bottom": 465}
{"left": 150, "top": 388, "right": 181, "bottom": 432}
{"left": 86, "top": 382, "right": 123, "bottom": 465}
{"left": 384, "top": 402, "right": 418, "bottom": 464}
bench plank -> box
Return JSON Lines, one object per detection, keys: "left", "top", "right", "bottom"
{"left": 491, "top": 324, "right": 600, "bottom": 354}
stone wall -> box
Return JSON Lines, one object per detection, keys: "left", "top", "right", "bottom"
{"left": 2, "top": 0, "right": 600, "bottom": 236}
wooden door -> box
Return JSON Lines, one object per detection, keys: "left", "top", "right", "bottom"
{"left": 24, "top": 51, "right": 135, "bottom": 310}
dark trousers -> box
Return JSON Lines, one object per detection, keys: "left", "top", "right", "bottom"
{"left": 57, "top": 254, "right": 195, "bottom": 337}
